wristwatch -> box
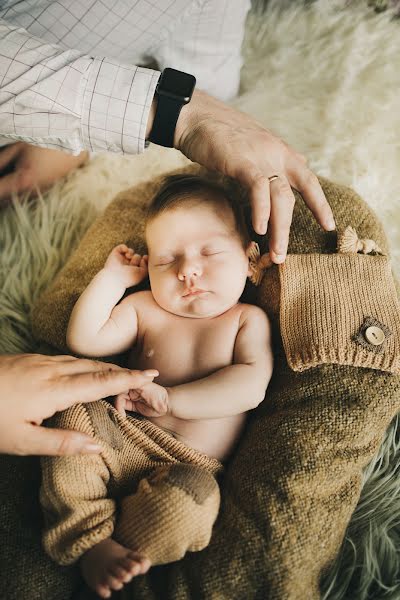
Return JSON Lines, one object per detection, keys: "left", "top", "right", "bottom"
{"left": 148, "top": 68, "right": 196, "bottom": 148}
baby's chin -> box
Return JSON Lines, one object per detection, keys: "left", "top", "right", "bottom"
{"left": 156, "top": 296, "right": 235, "bottom": 319}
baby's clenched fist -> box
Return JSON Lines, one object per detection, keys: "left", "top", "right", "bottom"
{"left": 104, "top": 244, "right": 148, "bottom": 288}
{"left": 114, "top": 382, "right": 169, "bottom": 418}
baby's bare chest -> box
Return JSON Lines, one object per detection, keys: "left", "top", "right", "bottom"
{"left": 129, "top": 310, "right": 240, "bottom": 386}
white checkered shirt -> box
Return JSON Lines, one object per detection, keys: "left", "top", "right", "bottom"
{"left": 0, "top": 0, "right": 250, "bottom": 154}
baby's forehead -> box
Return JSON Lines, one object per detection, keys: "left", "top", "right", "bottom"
{"left": 147, "top": 195, "right": 236, "bottom": 232}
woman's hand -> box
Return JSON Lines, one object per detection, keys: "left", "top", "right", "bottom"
{"left": 175, "top": 89, "right": 336, "bottom": 264}
{"left": 104, "top": 244, "right": 149, "bottom": 289}
{"left": 0, "top": 142, "right": 88, "bottom": 206}
{"left": 0, "top": 353, "right": 158, "bottom": 456}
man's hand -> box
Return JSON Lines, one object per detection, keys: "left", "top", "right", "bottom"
{"left": 104, "top": 244, "right": 149, "bottom": 289}
{"left": 174, "top": 89, "right": 336, "bottom": 264}
{"left": 114, "top": 382, "right": 169, "bottom": 418}
{"left": 0, "top": 142, "right": 88, "bottom": 206}
{"left": 0, "top": 353, "right": 158, "bottom": 456}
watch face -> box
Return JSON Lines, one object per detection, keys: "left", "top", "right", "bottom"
{"left": 158, "top": 68, "right": 196, "bottom": 103}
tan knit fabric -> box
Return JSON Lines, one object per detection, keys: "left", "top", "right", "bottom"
{"left": 114, "top": 464, "right": 221, "bottom": 562}
{"left": 40, "top": 400, "right": 222, "bottom": 566}
{"left": 30, "top": 168, "right": 400, "bottom": 599}
{"left": 279, "top": 254, "right": 400, "bottom": 373}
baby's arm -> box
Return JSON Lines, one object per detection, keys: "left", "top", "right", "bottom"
{"left": 167, "top": 305, "right": 273, "bottom": 420}
{"left": 67, "top": 245, "right": 147, "bottom": 357}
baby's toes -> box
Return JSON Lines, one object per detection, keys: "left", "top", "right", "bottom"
{"left": 116, "top": 558, "right": 141, "bottom": 582}
{"left": 127, "top": 552, "right": 151, "bottom": 574}
{"left": 114, "top": 557, "right": 140, "bottom": 579}
{"left": 95, "top": 583, "right": 112, "bottom": 599}
{"left": 109, "top": 561, "right": 133, "bottom": 584}
{"left": 103, "top": 570, "right": 124, "bottom": 592}
{"left": 138, "top": 557, "right": 151, "bottom": 574}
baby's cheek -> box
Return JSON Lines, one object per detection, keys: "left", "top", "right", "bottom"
{"left": 152, "top": 278, "right": 176, "bottom": 307}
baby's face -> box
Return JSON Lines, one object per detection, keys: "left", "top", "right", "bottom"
{"left": 146, "top": 200, "right": 250, "bottom": 319}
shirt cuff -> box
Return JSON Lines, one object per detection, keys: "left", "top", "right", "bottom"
{"left": 81, "top": 58, "right": 160, "bottom": 155}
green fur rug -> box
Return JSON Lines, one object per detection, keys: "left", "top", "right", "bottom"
{"left": 1, "top": 1, "right": 399, "bottom": 598}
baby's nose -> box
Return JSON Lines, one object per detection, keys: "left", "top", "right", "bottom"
{"left": 177, "top": 259, "right": 202, "bottom": 281}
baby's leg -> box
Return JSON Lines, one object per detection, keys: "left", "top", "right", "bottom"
{"left": 114, "top": 463, "right": 221, "bottom": 564}
{"left": 80, "top": 537, "right": 150, "bottom": 599}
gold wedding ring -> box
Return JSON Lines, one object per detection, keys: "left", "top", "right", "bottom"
{"left": 268, "top": 174, "right": 279, "bottom": 183}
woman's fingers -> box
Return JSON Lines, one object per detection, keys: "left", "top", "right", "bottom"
{"left": 13, "top": 424, "right": 101, "bottom": 456}
{"left": 50, "top": 366, "right": 159, "bottom": 410}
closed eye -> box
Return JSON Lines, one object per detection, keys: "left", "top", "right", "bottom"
{"left": 202, "top": 249, "right": 224, "bottom": 256}
{"left": 155, "top": 258, "right": 175, "bottom": 266}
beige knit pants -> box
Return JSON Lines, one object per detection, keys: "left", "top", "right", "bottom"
{"left": 40, "top": 400, "right": 223, "bottom": 566}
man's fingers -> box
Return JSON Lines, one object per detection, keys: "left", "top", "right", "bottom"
{"left": 289, "top": 161, "right": 336, "bottom": 231}
{"left": 268, "top": 175, "right": 296, "bottom": 264}
{"left": 56, "top": 368, "right": 159, "bottom": 408}
{"left": 234, "top": 161, "right": 271, "bottom": 235}
{"left": 18, "top": 425, "right": 101, "bottom": 456}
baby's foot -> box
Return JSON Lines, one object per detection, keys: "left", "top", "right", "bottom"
{"left": 80, "top": 537, "right": 151, "bottom": 598}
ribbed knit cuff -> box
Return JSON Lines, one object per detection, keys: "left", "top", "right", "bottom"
{"left": 279, "top": 254, "right": 400, "bottom": 373}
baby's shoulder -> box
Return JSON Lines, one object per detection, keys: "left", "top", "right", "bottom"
{"left": 237, "top": 303, "right": 270, "bottom": 328}
{"left": 122, "top": 289, "right": 154, "bottom": 308}
{"left": 122, "top": 290, "right": 162, "bottom": 320}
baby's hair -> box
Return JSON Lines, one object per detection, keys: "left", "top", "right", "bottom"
{"left": 146, "top": 173, "right": 250, "bottom": 247}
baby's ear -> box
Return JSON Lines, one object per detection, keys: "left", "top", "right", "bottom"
{"left": 246, "top": 242, "right": 273, "bottom": 286}
{"left": 245, "top": 241, "right": 259, "bottom": 277}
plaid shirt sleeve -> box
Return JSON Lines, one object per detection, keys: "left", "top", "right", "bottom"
{"left": 0, "top": 19, "right": 160, "bottom": 154}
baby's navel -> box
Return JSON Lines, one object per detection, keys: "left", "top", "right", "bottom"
{"left": 145, "top": 348, "right": 155, "bottom": 358}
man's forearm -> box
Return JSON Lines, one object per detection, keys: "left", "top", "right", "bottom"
{"left": 167, "top": 364, "right": 269, "bottom": 420}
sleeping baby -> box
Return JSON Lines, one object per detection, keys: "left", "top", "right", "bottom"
{"left": 40, "top": 173, "right": 273, "bottom": 599}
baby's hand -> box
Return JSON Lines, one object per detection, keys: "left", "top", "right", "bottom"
{"left": 104, "top": 244, "right": 148, "bottom": 288}
{"left": 114, "top": 382, "right": 169, "bottom": 418}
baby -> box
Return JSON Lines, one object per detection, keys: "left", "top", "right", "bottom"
{"left": 43, "top": 174, "right": 273, "bottom": 598}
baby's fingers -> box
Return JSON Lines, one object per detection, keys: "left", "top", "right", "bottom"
{"left": 114, "top": 396, "right": 127, "bottom": 417}
{"left": 129, "top": 253, "right": 142, "bottom": 266}
{"left": 114, "top": 244, "right": 130, "bottom": 254}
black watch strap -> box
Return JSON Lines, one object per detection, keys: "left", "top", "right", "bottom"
{"left": 148, "top": 68, "right": 196, "bottom": 148}
{"left": 148, "top": 94, "right": 185, "bottom": 148}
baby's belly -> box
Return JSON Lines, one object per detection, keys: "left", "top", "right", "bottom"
{"left": 147, "top": 413, "right": 247, "bottom": 462}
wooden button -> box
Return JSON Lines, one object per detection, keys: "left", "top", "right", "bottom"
{"left": 364, "top": 326, "right": 385, "bottom": 346}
